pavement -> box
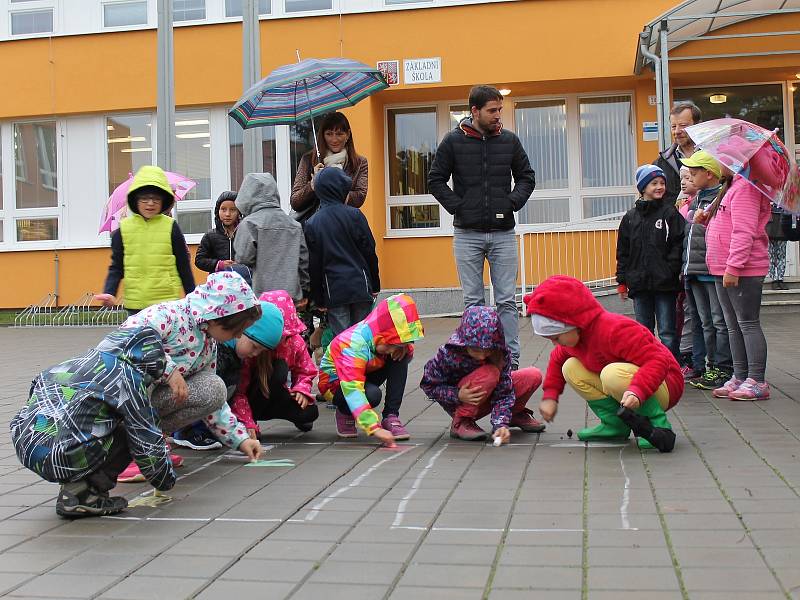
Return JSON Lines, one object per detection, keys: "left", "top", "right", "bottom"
{"left": 0, "top": 315, "right": 798, "bottom": 600}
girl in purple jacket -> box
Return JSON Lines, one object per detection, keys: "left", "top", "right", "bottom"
{"left": 420, "top": 306, "right": 544, "bottom": 444}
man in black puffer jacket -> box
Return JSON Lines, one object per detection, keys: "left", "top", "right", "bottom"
{"left": 428, "top": 85, "right": 535, "bottom": 368}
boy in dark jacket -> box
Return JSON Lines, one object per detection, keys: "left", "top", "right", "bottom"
{"left": 10, "top": 327, "right": 177, "bottom": 518}
{"left": 616, "top": 165, "right": 685, "bottom": 358}
{"left": 304, "top": 167, "right": 380, "bottom": 335}
{"left": 195, "top": 191, "right": 241, "bottom": 274}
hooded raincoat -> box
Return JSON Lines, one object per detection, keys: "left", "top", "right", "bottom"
{"left": 10, "top": 327, "right": 176, "bottom": 490}
{"left": 233, "top": 173, "right": 310, "bottom": 300}
{"left": 420, "top": 306, "right": 515, "bottom": 430}
{"left": 230, "top": 290, "right": 319, "bottom": 434}
{"left": 525, "top": 276, "right": 683, "bottom": 408}
{"left": 304, "top": 168, "right": 380, "bottom": 308}
{"left": 318, "top": 294, "right": 424, "bottom": 434}
{"left": 121, "top": 271, "right": 259, "bottom": 448}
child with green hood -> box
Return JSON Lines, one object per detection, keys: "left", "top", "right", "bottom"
{"left": 97, "top": 165, "right": 196, "bottom": 314}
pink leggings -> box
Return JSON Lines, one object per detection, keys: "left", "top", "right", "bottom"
{"left": 455, "top": 365, "right": 543, "bottom": 419}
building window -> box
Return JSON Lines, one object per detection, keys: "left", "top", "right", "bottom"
{"left": 675, "top": 84, "right": 785, "bottom": 141}
{"left": 16, "top": 217, "right": 58, "bottom": 242}
{"left": 11, "top": 9, "right": 53, "bottom": 35}
{"left": 385, "top": 0, "right": 432, "bottom": 4}
{"left": 107, "top": 114, "right": 152, "bottom": 195}
{"left": 515, "top": 99, "right": 568, "bottom": 224}
{"left": 386, "top": 107, "right": 440, "bottom": 231}
{"left": 174, "top": 110, "right": 211, "bottom": 201}
{"left": 173, "top": 0, "right": 205, "bottom": 21}
{"left": 285, "top": 0, "right": 331, "bottom": 12}
{"left": 225, "top": 0, "right": 270, "bottom": 17}
{"left": 176, "top": 209, "right": 212, "bottom": 235}
{"left": 580, "top": 96, "right": 635, "bottom": 188}
{"left": 14, "top": 122, "right": 57, "bottom": 209}
{"left": 103, "top": 1, "right": 148, "bottom": 27}
{"left": 229, "top": 120, "right": 276, "bottom": 191}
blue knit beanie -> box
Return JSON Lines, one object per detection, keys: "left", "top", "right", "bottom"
{"left": 243, "top": 301, "right": 284, "bottom": 350}
{"left": 635, "top": 164, "right": 666, "bottom": 193}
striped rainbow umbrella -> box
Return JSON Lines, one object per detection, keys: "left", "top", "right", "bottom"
{"left": 229, "top": 56, "right": 388, "bottom": 159}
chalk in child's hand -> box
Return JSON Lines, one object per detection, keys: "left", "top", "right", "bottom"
{"left": 493, "top": 436, "right": 502, "bottom": 447}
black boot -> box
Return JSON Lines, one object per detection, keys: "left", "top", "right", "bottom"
{"left": 56, "top": 481, "right": 128, "bottom": 519}
{"left": 616, "top": 406, "right": 676, "bottom": 453}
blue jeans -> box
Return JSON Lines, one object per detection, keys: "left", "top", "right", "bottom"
{"left": 327, "top": 301, "right": 373, "bottom": 336}
{"left": 453, "top": 228, "right": 519, "bottom": 364}
{"left": 688, "top": 278, "right": 732, "bottom": 371}
{"left": 633, "top": 291, "right": 678, "bottom": 357}
{"left": 682, "top": 288, "right": 706, "bottom": 370}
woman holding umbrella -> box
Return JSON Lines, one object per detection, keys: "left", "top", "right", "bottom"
{"left": 290, "top": 111, "right": 368, "bottom": 223}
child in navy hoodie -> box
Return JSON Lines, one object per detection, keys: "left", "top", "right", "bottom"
{"left": 304, "top": 167, "right": 380, "bottom": 336}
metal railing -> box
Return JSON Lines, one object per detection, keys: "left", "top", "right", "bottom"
{"left": 14, "top": 293, "right": 128, "bottom": 328}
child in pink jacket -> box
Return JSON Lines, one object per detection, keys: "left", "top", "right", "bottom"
{"left": 230, "top": 290, "right": 319, "bottom": 437}
{"left": 701, "top": 140, "right": 788, "bottom": 400}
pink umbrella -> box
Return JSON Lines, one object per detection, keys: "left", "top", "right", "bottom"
{"left": 684, "top": 118, "right": 790, "bottom": 203}
{"left": 99, "top": 171, "right": 197, "bottom": 233}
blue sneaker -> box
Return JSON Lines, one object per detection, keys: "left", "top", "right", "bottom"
{"left": 171, "top": 423, "right": 222, "bottom": 451}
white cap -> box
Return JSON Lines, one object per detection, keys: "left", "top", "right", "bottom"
{"left": 531, "top": 313, "right": 576, "bottom": 337}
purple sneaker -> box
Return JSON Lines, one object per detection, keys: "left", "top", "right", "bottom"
{"left": 335, "top": 409, "right": 357, "bottom": 438}
{"left": 381, "top": 415, "right": 410, "bottom": 441}
{"left": 728, "top": 378, "right": 770, "bottom": 401}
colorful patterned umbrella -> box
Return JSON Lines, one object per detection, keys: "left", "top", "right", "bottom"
{"left": 228, "top": 57, "right": 388, "bottom": 158}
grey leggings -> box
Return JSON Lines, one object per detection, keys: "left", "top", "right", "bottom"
{"left": 150, "top": 370, "right": 227, "bottom": 434}
{"left": 714, "top": 276, "right": 767, "bottom": 382}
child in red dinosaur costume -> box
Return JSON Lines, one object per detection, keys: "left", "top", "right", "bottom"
{"left": 525, "top": 275, "right": 684, "bottom": 449}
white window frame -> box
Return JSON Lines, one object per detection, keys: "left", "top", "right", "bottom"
{"left": 9, "top": 6, "right": 55, "bottom": 37}
{"left": 222, "top": 0, "right": 271, "bottom": 19}
{"left": 512, "top": 90, "right": 638, "bottom": 232}
{"left": 0, "top": 119, "right": 64, "bottom": 249}
{"left": 383, "top": 101, "right": 454, "bottom": 238}
{"left": 101, "top": 0, "right": 149, "bottom": 30}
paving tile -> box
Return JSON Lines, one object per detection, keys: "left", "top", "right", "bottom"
{"left": 588, "top": 566, "right": 680, "bottom": 590}
{"left": 11, "top": 573, "right": 118, "bottom": 598}
{"left": 398, "top": 564, "right": 491, "bottom": 588}
{"left": 52, "top": 552, "right": 152, "bottom": 576}
{"left": 681, "top": 567, "right": 784, "bottom": 592}
{"left": 291, "top": 583, "right": 389, "bottom": 600}
{"left": 411, "top": 543, "right": 498, "bottom": 565}
{"left": 133, "top": 553, "right": 233, "bottom": 578}
{"left": 308, "top": 560, "right": 403, "bottom": 585}
{"left": 489, "top": 591, "right": 582, "bottom": 600}
{"left": 98, "top": 575, "right": 209, "bottom": 600}
{"left": 194, "top": 580, "right": 294, "bottom": 600}
{"left": 219, "top": 558, "right": 316, "bottom": 582}
{"left": 246, "top": 539, "right": 334, "bottom": 560}
{"left": 391, "top": 586, "right": 485, "bottom": 599}
{"left": 501, "top": 545, "right": 582, "bottom": 567}
{"left": 0, "top": 573, "right": 36, "bottom": 595}
{"left": 492, "top": 566, "right": 582, "bottom": 589}
{"left": 328, "top": 542, "right": 416, "bottom": 563}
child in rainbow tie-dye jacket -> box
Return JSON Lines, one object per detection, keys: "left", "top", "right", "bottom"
{"left": 317, "top": 294, "right": 424, "bottom": 444}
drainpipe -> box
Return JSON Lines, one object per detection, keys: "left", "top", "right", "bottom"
{"left": 658, "top": 20, "right": 672, "bottom": 147}
{"left": 54, "top": 250, "right": 59, "bottom": 307}
{"left": 639, "top": 30, "right": 665, "bottom": 150}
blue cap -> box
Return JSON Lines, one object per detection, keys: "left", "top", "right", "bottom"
{"left": 242, "top": 301, "right": 284, "bottom": 350}
{"left": 635, "top": 164, "right": 666, "bottom": 193}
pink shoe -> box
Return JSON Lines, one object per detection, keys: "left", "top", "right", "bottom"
{"left": 170, "top": 453, "right": 184, "bottom": 468}
{"left": 117, "top": 461, "right": 145, "bottom": 483}
{"left": 509, "top": 409, "right": 546, "bottom": 433}
{"left": 728, "top": 378, "right": 770, "bottom": 401}
{"left": 712, "top": 376, "right": 743, "bottom": 398}
{"left": 381, "top": 415, "right": 410, "bottom": 440}
{"left": 335, "top": 409, "right": 357, "bottom": 438}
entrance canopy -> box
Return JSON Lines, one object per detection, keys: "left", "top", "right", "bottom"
{"left": 634, "top": 0, "right": 800, "bottom": 147}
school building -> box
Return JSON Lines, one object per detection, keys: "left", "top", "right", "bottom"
{"left": 0, "top": 0, "right": 798, "bottom": 311}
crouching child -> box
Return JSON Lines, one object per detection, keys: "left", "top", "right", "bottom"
{"left": 420, "top": 306, "right": 544, "bottom": 444}
{"left": 10, "top": 327, "right": 177, "bottom": 518}
{"left": 526, "top": 276, "right": 684, "bottom": 450}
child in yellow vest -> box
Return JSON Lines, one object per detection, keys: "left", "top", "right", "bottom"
{"left": 97, "top": 165, "right": 196, "bottom": 314}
